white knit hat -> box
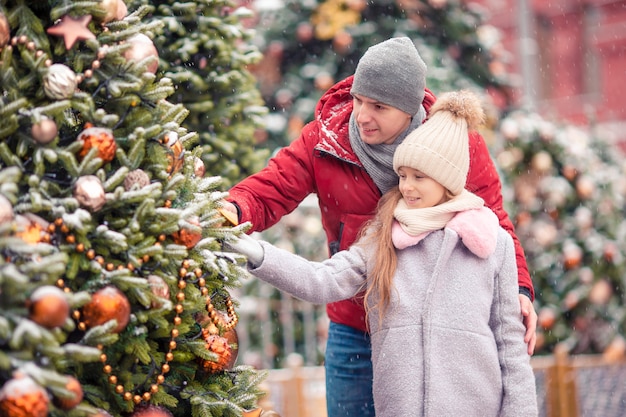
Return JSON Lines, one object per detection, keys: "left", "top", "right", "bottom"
{"left": 392, "top": 90, "right": 485, "bottom": 195}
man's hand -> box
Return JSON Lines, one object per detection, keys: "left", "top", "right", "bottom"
{"left": 519, "top": 294, "right": 537, "bottom": 355}
{"left": 218, "top": 201, "right": 239, "bottom": 226}
{"left": 220, "top": 201, "right": 238, "bottom": 216}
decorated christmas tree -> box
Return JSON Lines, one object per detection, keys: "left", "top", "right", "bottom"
{"left": 0, "top": 1, "right": 268, "bottom": 416}
{"left": 494, "top": 110, "right": 626, "bottom": 359}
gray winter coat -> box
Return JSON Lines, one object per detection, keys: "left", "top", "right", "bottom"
{"left": 248, "top": 207, "right": 538, "bottom": 416}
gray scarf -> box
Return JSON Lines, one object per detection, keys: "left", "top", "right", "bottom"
{"left": 349, "top": 105, "right": 426, "bottom": 194}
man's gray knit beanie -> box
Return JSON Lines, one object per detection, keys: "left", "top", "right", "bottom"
{"left": 350, "top": 37, "right": 427, "bottom": 116}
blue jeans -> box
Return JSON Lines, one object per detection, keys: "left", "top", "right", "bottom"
{"left": 324, "top": 321, "right": 375, "bottom": 416}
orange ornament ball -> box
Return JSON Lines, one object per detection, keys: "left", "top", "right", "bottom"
{"left": 28, "top": 285, "right": 70, "bottom": 329}
{"left": 172, "top": 216, "right": 202, "bottom": 249}
{"left": 53, "top": 376, "right": 83, "bottom": 410}
{"left": 82, "top": 286, "right": 131, "bottom": 333}
{"left": 537, "top": 306, "right": 557, "bottom": 330}
{"left": 77, "top": 126, "right": 117, "bottom": 163}
{"left": 0, "top": 375, "right": 49, "bottom": 417}
{"left": 199, "top": 334, "right": 233, "bottom": 373}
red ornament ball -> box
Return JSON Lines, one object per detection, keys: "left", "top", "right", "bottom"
{"left": 0, "top": 375, "right": 49, "bottom": 417}
{"left": 82, "top": 286, "right": 131, "bottom": 333}
{"left": 28, "top": 285, "right": 70, "bottom": 329}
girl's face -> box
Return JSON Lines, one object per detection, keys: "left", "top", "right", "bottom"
{"left": 397, "top": 166, "right": 449, "bottom": 209}
{"left": 352, "top": 94, "right": 412, "bottom": 145}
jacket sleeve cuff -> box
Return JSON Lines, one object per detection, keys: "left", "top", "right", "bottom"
{"left": 518, "top": 286, "right": 531, "bottom": 300}
{"left": 231, "top": 201, "right": 242, "bottom": 224}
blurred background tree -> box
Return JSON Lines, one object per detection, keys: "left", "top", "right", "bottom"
{"left": 0, "top": 0, "right": 268, "bottom": 416}
{"left": 493, "top": 111, "right": 626, "bottom": 358}
{"left": 128, "top": 0, "right": 270, "bottom": 188}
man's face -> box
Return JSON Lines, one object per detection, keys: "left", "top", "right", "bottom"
{"left": 352, "top": 94, "right": 412, "bottom": 145}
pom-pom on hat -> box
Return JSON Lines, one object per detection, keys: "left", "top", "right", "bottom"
{"left": 350, "top": 37, "right": 427, "bottom": 116}
{"left": 393, "top": 90, "right": 485, "bottom": 195}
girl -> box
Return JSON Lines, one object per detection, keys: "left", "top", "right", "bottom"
{"left": 227, "top": 91, "right": 538, "bottom": 417}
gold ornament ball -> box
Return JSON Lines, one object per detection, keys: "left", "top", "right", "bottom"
{"left": 530, "top": 151, "right": 553, "bottom": 175}
{"left": 123, "top": 34, "right": 159, "bottom": 74}
{"left": 43, "top": 64, "right": 77, "bottom": 99}
{"left": 28, "top": 285, "right": 70, "bottom": 329}
{"left": 575, "top": 175, "right": 595, "bottom": 199}
{"left": 82, "top": 286, "right": 131, "bottom": 333}
{"left": 98, "top": 0, "right": 120, "bottom": 23}
{"left": 589, "top": 279, "right": 613, "bottom": 305}
{"left": 0, "top": 375, "right": 49, "bottom": 417}
{"left": 31, "top": 118, "right": 58, "bottom": 144}
{"left": 53, "top": 376, "right": 83, "bottom": 410}
{"left": 74, "top": 175, "right": 106, "bottom": 212}
{"left": 115, "top": 0, "right": 128, "bottom": 20}
{"left": 147, "top": 275, "right": 170, "bottom": 308}
{"left": 124, "top": 169, "right": 151, "bottom": 191}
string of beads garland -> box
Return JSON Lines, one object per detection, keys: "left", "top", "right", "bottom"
{"left": 46, "top": 216, "right": 238, "bottom": 405}
{"left": 2, "top": 33, "right": 108, "bottom": 84}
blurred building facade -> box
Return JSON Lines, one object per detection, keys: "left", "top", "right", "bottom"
{"left": 473, "top": 0, "right": 626, "bottom": 143}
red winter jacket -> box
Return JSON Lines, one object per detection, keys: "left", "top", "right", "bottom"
{"left": 228, "top": 76, "right": 533, "bottom": 332}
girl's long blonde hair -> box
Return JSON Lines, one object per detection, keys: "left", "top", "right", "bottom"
{"left": 358, "top": 187, "right": 403, "bottom": 326}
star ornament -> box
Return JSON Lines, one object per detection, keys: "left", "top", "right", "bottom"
{"left": 47, "top": 14, "right": 96, "bottom": 50}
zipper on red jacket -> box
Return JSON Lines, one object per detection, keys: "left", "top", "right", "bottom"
{"left": 329, "top": 222, "right": 345, "bottom": 255}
